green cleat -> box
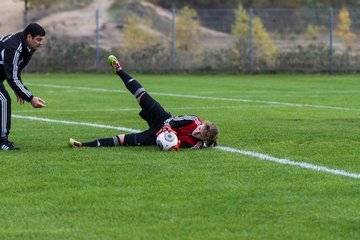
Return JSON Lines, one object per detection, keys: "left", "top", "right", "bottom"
{"left": 69, "top": 138, "right": 82, "bottom": 148}
{"left": 107, "top": 55, "right": 122, "bottom": 73}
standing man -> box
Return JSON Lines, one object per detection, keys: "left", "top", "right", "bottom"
{"left": 0, "top": 23, "right": 46, "bottom": 150}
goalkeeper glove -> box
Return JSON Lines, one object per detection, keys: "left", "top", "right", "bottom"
{"left": 156, "top": 123, "right": 177, "bottom": 136}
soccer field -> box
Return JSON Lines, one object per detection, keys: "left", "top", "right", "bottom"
{"left": 1, "top": 73, "right": 360, "bottom": 239}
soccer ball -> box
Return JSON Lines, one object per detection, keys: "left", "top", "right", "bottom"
{"left": 156, "top": 131, "right": 179, "bottom": 151}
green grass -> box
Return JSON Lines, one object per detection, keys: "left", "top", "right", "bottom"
{"left": 1, "top": 73, "right": 360, "bottom": 239}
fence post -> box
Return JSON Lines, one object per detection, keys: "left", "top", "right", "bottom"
{"left": 95, "top": 9, "right": 100, "bottom": 72}
{"left": 23, "top": 2, "right": 28, "bottom": 72}
{"left": 329, "top": 8, "right": 333, "bottom": 74}
{"left": 249, "top": 8, "right": 253, "bottom": 74}
{"left": 23, "top": 0, "right": 28, "bottom": 29}
{"left": 171, "top": 8, "right": 176, "bottom": 71}
{"left": 23, "top": 11, "right": 27, "bottom": 29}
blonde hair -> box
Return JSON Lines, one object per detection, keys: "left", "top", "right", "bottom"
{"left": 201, "top": 121, "right": 218, "bottom": 147}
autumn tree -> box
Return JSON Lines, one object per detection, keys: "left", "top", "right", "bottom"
{"left": 174, "top": 7, "right": 202, "bottom": 52}
{"left": 120, "top": 16, "right": 172, "bottom": 69}
{"left": 231, "top": 5, "right": 276, "bottom": 69}
{"left": 335, "top": 8, "right": 357, "bottom": 50}
{"left": 122, "top": 16, "right": 160, "bottom": 51}
{"left": 172, "top": 6, "right": 202, "bottom": 68}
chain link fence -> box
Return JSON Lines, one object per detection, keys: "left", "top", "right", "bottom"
{"left": 1, "top": 7, "right": 360, "bottom": 73}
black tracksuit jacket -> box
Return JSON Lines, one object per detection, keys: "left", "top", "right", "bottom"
{"left": 0, "top": 31, "right": 34, "bottom": 102}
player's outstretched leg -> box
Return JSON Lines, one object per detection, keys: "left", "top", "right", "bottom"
{"left": 69, "top": 137, "right": 121, "bottom": 148}
{"left": 107, "top": 55, "right": 145, "bottom": 100}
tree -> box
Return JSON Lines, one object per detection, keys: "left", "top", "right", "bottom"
{"left": 122, "top": 16, "right": 160, "bottom": 51}
{"left": 231, "top": 5, "right": 276, "bottom": 69}
{"left": 173, "top": 6, "right": 202, "bottom": 52}
{"left": 335, "top": 8, "right": 357, "bottom": 50}
{"left": 171, "top": 6, "right": 203, "bottom": 68}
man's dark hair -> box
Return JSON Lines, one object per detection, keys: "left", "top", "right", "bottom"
{"left": 24, "top": 23, "right": 46, "bottom": 37}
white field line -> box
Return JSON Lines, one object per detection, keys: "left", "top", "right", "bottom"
{"left": 216, "top": 146, "right": 360, "bottom": 179}
{"left": 26, "top": 83, "right": 353, "bottom": 111}
{"left": 13, "top": 114, "right": 360, "bottom": 180}
{"left": 13, "top": 114, "right": 140, "bottom": 133}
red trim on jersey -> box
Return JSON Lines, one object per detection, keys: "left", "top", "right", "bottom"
{"left": 173, "top": 117, "right": 203, "bottom": 148}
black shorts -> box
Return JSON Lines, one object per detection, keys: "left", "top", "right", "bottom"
{"left": 124, "top": 93, "right": 171, "bottom": 146}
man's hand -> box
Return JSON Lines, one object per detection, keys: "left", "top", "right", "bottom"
{"left": 31, "top": 97, "right": 46, "bottom": 108}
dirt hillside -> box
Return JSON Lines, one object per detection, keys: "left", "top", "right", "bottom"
{"left": 0, "top": 0, "right": 121, "bottom": 48}
{"left": 0, "top": 0, "right": 24, "bottom": 35}
{"left": 0, "top": 0, "right": 231, "bottom": 49}
{"left": 37, "top": 0, "right": 116, "bottom": 40}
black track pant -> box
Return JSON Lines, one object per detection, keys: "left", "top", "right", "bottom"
{"left": 0, "top": 81, "right": 11, "bottom": 139}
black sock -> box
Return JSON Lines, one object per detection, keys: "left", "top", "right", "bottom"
{"left": 82, "top": 137, "right": 121, "bottom": 147}
{"left": 117, "top": 70, "right": 145, "bottom": 98}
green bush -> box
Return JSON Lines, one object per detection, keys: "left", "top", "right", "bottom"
{"left": 28, "top": 36, "right": 104, "bottom": 72}
{"left": 275, "top": 44, "right": 330, "bottom": 72}
{"left": 117, "top": 44, "right": 172, "bottom": 71}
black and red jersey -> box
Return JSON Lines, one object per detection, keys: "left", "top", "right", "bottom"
{"left": 165, "top": 115, "right": 203, "bottom": 149}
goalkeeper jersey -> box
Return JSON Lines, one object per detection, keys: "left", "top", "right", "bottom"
{"left": 165, "top": 115, "right": 204, "bottom": 149}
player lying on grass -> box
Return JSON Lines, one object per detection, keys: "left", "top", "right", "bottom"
{"left": 69, "top": 55, "right": 218, "bottom": 150}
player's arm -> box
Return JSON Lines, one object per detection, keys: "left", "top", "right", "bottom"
{"left": 3, "top": 49, "right": 33, "bottom": 102}
{"left": 164, "top": 115, "right": 198, "bottom": 128}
